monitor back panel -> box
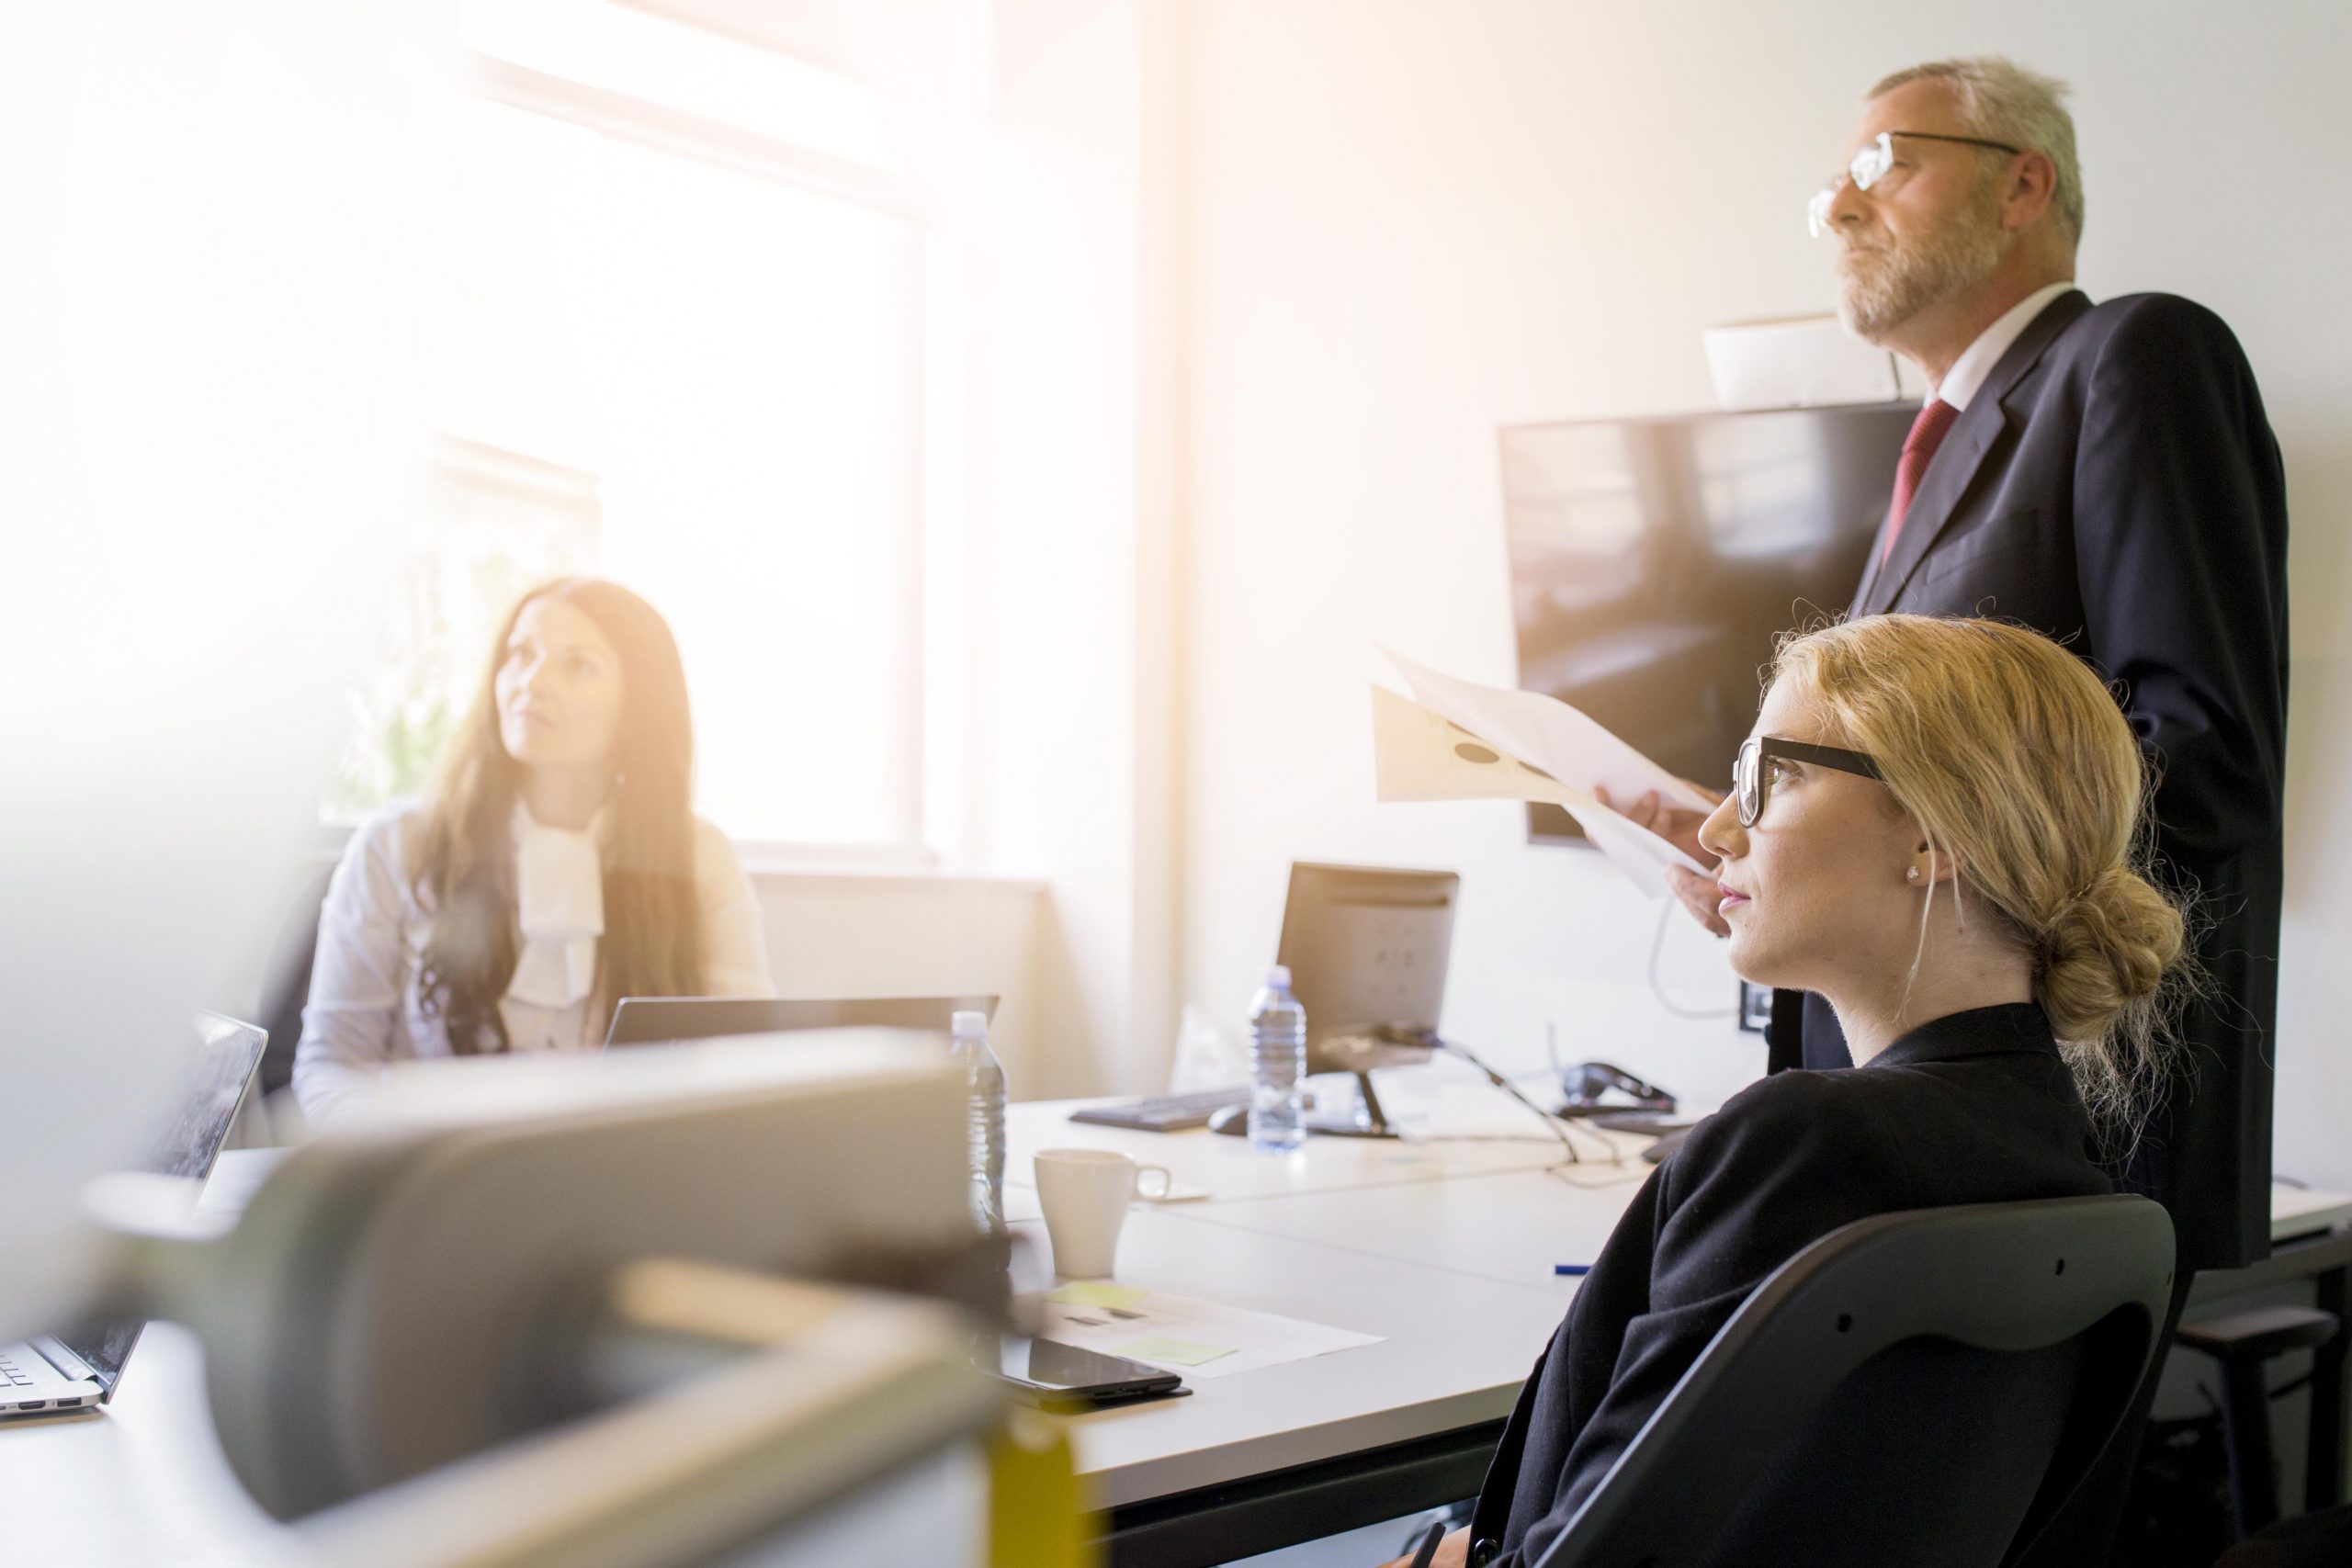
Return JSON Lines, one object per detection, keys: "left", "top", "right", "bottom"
{"left": 1274, "top": 863, "right": 1458, "bottom": 1060}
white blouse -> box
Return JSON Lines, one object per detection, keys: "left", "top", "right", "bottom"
{"left": 291, "top": 805, "right": 775, "bottom": 1124}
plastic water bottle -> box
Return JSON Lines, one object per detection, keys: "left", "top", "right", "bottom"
{"left": 950, "top": 1009, "right": 1006, "bottom": 1232}
{"left": 1248, "top": 965, "right": 1306, "bottom": 1153}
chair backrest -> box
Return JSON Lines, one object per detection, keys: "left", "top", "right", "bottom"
{"left": 604, "top": 994, "right": 998, "bottom": 1048}
{"left": 1532, "top": 1194, "right": 2176, "bottom": 1568}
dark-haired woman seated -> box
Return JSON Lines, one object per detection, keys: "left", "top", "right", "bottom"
{"left": 294, "top": 579, "right": 773, "bottom": 1123}
{"left": 1389, "top": 614, "right": 2189, "bottom": 1568}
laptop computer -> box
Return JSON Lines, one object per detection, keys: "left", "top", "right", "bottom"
{"left": 604, "top": 995, "right": 998, "bottom": 1049}
{"left": 0, "top": 1011, "right": 268, "bottom": 1416}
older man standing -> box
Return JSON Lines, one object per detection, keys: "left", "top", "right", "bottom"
{"left": 1633, "top": 54, "right": 2289, "bottom": 1280}
{"left": 1603, "top": 54, "right": 2288, "bottom": 1562}
{"left": 1398, "top": 57, "right": 2290, "bottom": 1568}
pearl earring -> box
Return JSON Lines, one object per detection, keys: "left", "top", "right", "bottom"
{"left": 1906, "top": 866, "right": 1921, "bottom": 882}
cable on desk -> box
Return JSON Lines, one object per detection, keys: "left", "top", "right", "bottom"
{"left": 1434, "top": 1037, "right": 1626, "bottom": 1168}
{"left": 1432, "top": 1037, "right": 1578, "bottom": 1163}
{"left": 1530, "top": 1026, "right": 1678, "bottom": 1186}
{"left": 1411, "top": 1132, "right": 1580, "bottom": 1145}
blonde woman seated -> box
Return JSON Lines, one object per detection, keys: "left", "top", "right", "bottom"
{"left": 1395, "top": 615, "right": 2189, "bottom": 1568}
{"left": 293, "top": 579, "right": 773, "bottom": 1124}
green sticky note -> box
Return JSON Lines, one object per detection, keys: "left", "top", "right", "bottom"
{"left": 1118, "top": 1336, "right": 1237, "bottom": 1367}
{"left": 1047, "top": 1282, "right": 1149, "bottom": 1310}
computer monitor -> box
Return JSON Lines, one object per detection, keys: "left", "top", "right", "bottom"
{"left": 1274, "top": 863, "right": 1459, "bottom": 1135}
{"left": 1499, "top": 402, "right": 1916, "bottom": 845}
{"left": 605, "top": 995, "right": 999, "bottom": 1050}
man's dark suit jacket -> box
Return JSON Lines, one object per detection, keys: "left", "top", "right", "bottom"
{"left": 1465, "top": 1004, "right": 2109, "bottom": 1567}
{"left": 1768, "top": 289, "right": 2289, "bottom": 1272}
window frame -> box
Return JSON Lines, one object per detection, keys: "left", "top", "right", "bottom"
{"left": 437, "top": 44, "right": 938, "bottom": 867}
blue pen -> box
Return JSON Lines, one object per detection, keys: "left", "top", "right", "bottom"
{"left": 1554, "top": 1263, "right": 1591, "bottom": 1277}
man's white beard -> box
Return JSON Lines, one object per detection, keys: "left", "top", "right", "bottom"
{"left": 1836, "top": 200, "right": 2008, "bottom": 343}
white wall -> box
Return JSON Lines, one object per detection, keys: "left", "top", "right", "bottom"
{"left": 754, "top": 873, "right": 1051, "bottom": 1087}
{"left": 960, "top": 0, "right": 1188, "bottom": 1096}
{"left": 1178, "top": 1, "right": 2352, "bottom": 1179}
{"left": 653, "top": 0, "right": 1183, "bottom": 1103}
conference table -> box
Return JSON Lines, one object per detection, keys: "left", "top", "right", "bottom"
{"left": 0, "top": 1071, "right": 1648, "bottom": 1568}
{"left": 1001, "top": 1082, "right": 1655, "bottom": 1565}
{"left": 6, "top": 1071, "right": 2348, "bottom": 1568}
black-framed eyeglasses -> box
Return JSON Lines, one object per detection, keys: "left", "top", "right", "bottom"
{"left": 1807, "top": 129, "right": 2026, "bottom": 237}
{"left": 1734, "top": 737, "right": 1884, "bottom": 828}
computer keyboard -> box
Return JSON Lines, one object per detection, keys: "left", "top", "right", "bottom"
{"left": 1069, "top": 1087, "right": 1250, "bottom": 1133}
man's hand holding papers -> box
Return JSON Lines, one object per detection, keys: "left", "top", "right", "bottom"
{"left": 1598, "top": 784, "right": 1731, "bottom": 937}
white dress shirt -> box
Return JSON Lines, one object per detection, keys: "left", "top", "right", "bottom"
{"left": 292, "top": 804, "right": 775, "bottom": 1123}
{"left": 1934, "top": 279, "right": 2077, "bottom": 411}
{"left": 509, "top": 804, "right": 606, "bottom": 1010}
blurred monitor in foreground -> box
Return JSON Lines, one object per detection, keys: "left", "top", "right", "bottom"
{"left": 1499, "top": 403, "right": 1915, "bottom": 845}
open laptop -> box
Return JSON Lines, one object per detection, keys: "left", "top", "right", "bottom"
{"left": 0, "top": 1012, "right": 267, "bottom": 1416}
{"left": 604, "top": 995, "right": 997, "bottom": 1049}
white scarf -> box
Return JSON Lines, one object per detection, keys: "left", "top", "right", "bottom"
{"left": 509, "top": 805, "right": 606, "bottom": 1010}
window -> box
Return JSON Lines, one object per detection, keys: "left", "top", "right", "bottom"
{"left": 334, "top": 0, "right": 928, "bottom": 853}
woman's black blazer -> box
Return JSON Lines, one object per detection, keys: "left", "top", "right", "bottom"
{"left": 1465, "top": 1003, "right": 2110, "bottom": 1567}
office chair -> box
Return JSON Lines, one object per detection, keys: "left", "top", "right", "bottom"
{"left": 1529, "top": 1194, "right": 2176, "bottom": 1568}
{"left": 2176, "top": 1304, "right": 2343, "bottom": 1538}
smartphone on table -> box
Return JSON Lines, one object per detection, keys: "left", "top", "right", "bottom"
{"left": 989, "top": 1335, "right": 1187, "bottom": 1410}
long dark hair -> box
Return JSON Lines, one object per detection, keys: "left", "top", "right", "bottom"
{"left": 410, "top": 578, "right": 705, "bottom": 1054}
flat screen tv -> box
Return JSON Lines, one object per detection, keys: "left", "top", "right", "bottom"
{"left": 1499, "top": 402, "right": 1917, "bottom": 845}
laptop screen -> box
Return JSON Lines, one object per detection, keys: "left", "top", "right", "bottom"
{"left": 49, "top": 1014, "right": 267, "bottom": 1393}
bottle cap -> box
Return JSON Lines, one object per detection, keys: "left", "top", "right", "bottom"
{"left": 1264, "top": 964, "right": 1291, "bottom": 989}
{"left": 950, "top": 1010, "right": 988, "bottom": 1039}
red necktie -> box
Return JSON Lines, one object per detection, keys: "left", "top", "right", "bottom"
{"left": 1882, "top": 397, "right": 1961, "bottom": 563}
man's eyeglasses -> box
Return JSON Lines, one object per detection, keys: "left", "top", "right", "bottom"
{"left": 1806, "top": 130, "right": 2025, "bottom": 237}
{"left": 1733, "top": 737, "right": 1884, "bottom": 828}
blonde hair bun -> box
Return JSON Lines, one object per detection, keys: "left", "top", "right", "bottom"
{"left": 2038, "top": 863, "right": 2186, "bottom": 1054}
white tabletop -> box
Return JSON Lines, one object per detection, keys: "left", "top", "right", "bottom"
{"left": 2271, "top": 1183, "right": 2352, "bottom": 1241}
{"left": 7, "top": 1324, "right": 304, "bottom": 1568}
{"left": 1167, "top": 1164, "right": 1651, "bottom": 1299}
{"left": 999, "top": 1078, "right": 1635, "bottom": 1504}
{"left": 1015, "top": 1207, "right": 1572, "bottom": 1507}
{"left": 0, "top": 1103, "right": 1611, "bottom": 1563}
{"left": 1007, "top": 1077, "right": 1586, "bottom": 1204}
{"left": 10, "top": 1116, "right": 2347, "bottom": 1563}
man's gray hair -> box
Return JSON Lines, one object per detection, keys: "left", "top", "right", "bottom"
{"left": 1870, "top": 56, "right": 2084, "bottom": 245}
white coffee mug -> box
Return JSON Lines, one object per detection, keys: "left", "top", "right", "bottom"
{"left": 1033, "top": 1148, "right": 1172, "bottom": 1280}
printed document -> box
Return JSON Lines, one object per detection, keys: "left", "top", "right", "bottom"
{"left": 1038, "top": 1284, "right": 1382, "bottom": 1380}
{"left": 1373, "top": 650, "right": 1713, "bottom": 894}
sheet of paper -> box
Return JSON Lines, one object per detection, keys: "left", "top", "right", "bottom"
{"left": 1035, "top": 1288, "right": 1382, "bottom": 1380}
{"left": 1370, "top": 682, "right": 1708, "bottom": 895}
{"left": 1046, "top": 1282, "right": 1149, "bottom": 1311}
{"left": 1371, "top": 683, "right": 1586, "bottom": 809}
{"left": 1383, "top": 649, "right": 1717, "bottom": 813}
{"left": 1568, "top": 802, "right": 1712, "bottom": 889}
{"left": 1115, "top": 1336, "right": 1237, "bottom": 1367}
